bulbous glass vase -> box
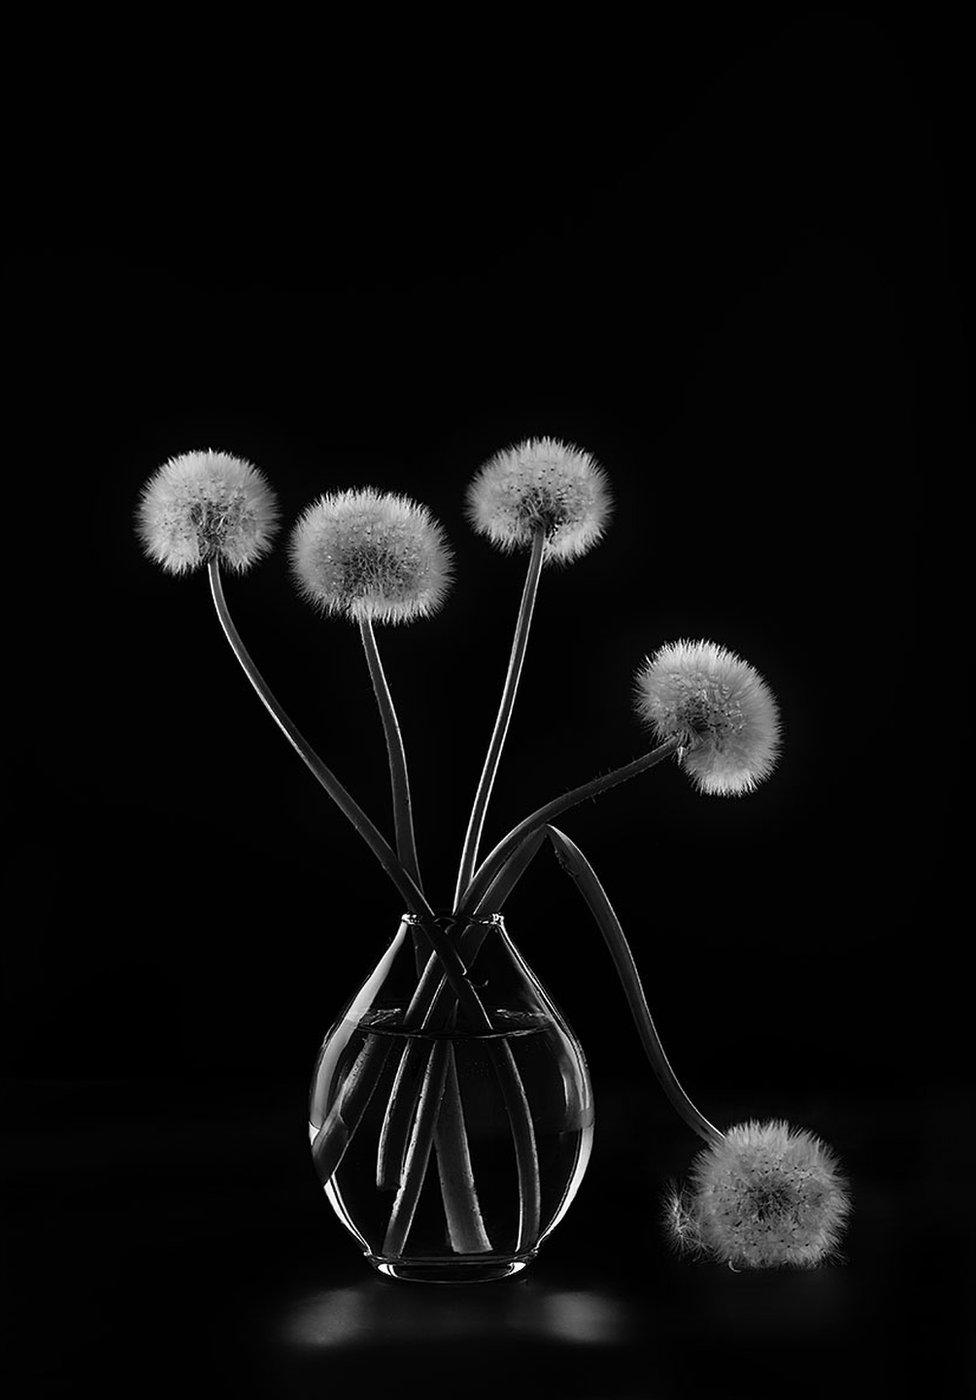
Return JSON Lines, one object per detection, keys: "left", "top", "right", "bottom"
{"left": 309, "top": 913, "right": 594, "bottom": 1282}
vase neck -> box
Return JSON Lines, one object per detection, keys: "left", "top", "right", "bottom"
{"left": 399, "top": 911, "right": 555, "bottom": 1034}
{"left": 402, "top": 911, "right": 505, "bottom": 930}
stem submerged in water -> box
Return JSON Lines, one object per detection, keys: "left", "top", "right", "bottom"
{"left": 374, "top": 835, "right": 545, "bottom": 1191}
{"left": 435, "top": 1044, "right": 493, "bottom": 1254}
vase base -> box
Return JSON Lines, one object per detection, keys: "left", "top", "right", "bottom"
{"left": 368, "top": 1252, "right": 536, "bottom": 1283}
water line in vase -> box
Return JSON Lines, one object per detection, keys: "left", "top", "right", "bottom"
{"left": 313, "top": 835, "right": 545, "bottom": 1196}
{"left": 369, "top": 741, "right": 684, "bottom": 1259}
{"left": 372, "top": 834, "right": 546, "bottom": 1191}
{"left": 210, "top": 562, "right": 549, "bottom": 1265}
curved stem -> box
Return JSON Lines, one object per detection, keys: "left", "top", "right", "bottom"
{"left": 373, "top": 832, "right": 547, "bottom": 1201}
{"left": 434, "top": 1044, "right": 493, "bottom": 1254}
{"left": 311, "top": 1035, "right": 393, "bottom": 1181}
{"left": 357, "top": 618, "right": 490, "bottom": 1246}
{"left": 359, "top": 615, "right": 423, "bottom": 894}
{"left": 453, "top": 530, "right": 546, "bottom": 907}
{"left": 208, "top": 562, "right": 477, "bottom": 1015}
{"left": 402, "top": 829, "right": 548, "bottom": 1040}
{"left": 209, "top": 561, "right": 426, "bottom": 914}
{"left": 478, "top": 827, "right": 547, "bottom": 915}
{"left": 547, "top": 824, "right": 723, "bottom": 1147}
{"left": 458, "top": 736, "right": 683, "bottom": 918}
{"left": 381, "top": 1040, "right": 451, "bottom": 1257}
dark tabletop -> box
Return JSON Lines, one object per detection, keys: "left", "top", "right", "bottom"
{"left": 4, "top": 1078, "right": 972, "bottom": 1399}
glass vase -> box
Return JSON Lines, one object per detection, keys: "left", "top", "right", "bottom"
{"left": 309, "top": 913, "right": 594, "bottom": 1282}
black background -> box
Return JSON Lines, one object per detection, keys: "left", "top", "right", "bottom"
{"left": 3, "top": 11, "right": 969, "bottom": 1398}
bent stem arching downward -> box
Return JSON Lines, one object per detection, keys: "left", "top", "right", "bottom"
{"left": 453, "top": 530, "right": 546, "bottom": 908}
{"left": 547, "top": 824, "right": 723, "bottom": 1148}
{"left": 376, "top": 745, "right": 688, "bottom": 1248}
{"left": 457, "top": 736, "right": 683, "bottom": 919}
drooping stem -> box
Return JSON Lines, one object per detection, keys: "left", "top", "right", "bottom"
{"left": 359, "top": 614, "right": 424, "bottom": 894}
{"left": 458, "top": 736, "right": 683, "bottom": 918}
{"left": 547, "top": 824, "right": 723, "bottom": 1148}
{"left": 478, "top": 827, "right": 548, "bottom": 916}
{"left": 453, "top": 530, "right": 546, "bottom": 907}
{"left": 208, "top": 561, "right": 477, "bottom": 1014}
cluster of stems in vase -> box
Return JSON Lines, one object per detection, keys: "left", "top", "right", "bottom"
{"left": 137, "top": 439, "right": 849, "bottom": 1270}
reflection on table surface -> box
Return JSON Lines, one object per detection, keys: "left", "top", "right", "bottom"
{"left": 4, "top": 1083, "right": 970, "bottom": 1398}
{"left": 281, "top": 1279, "right": 634, "bottom": 1349}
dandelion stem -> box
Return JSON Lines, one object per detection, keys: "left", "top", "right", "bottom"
{"left": 359, "top": 615, "right": 424, "bottom": 895}
{"left": 374, "top": 833, "right": 548, "bottom": 1241}
{"left": 381, "top": 1040, "right": 451, "bottom": 1258}
{"left": 453, "top": 530, "right": 546, "bottom": 908}
{"left": 457, "top": 736, "right": 683, "bottom": 918}
{"left": 373, "top": 832, "right": 545, "bottom": 1190}
{"left": 208, "top": 561, "right": 479, "bottom": 1017}
{"left": 357, "top": 617, "right": 490, "bottom": 1249}
{"left": 311, "top": 1035, "right": 393, "bottom": 1181}
{"left": 209, "top": 560, "right": 425, "bottom": 911}
{"left": 434, "top": 1044, "right": 493, "bottom": 1254}
{"left": 402, "top": 830, "right": 548, "bottom": 1040}
{"left": 547, "top": 824, "right": 723, "bottom": 1148}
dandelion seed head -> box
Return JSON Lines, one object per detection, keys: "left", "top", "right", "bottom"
{"left": 136, "top": 449, "right": 279, "bottom": 574}
{"left": 635, "top": 639, "right": 780, "bottom": 795}
{"left": 290, "top": 488, "right": 453, "bottom": 624}
{"left": 666, "top": 1121, "right": 850, "bottom": 1269}
{"left": 465, "top": 436, "right": 611, "bottom": 562}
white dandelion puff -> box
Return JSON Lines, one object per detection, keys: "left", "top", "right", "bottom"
{"left": 635, "top": 639, "right": 780, "bottom": 795}
{"left": 465, "top": 436, "right": 611, "bottom": 562}
{"left": 666, "top": 1120, "right": 851, "bottom": 1269}
{"left": 136, "top": 449, "right": 279, "bottom": 575}
{"left": 290, "top": 488, "right": 453, "bottom": 624}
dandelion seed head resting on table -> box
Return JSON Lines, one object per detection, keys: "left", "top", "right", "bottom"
{"left": 466, "top": 436, "right": 611, "bottom": 562}
{"left": 667, "top": 1120, "right": 850, "bottom": 1269}
{"left": 290, "top": 489, "right": 453, "bottom": 624}
{"left": 136, "top": 449, "right": 279, "bottom": 574}
{"left": 635, "top": 639, "right": 780, "bottom": 795}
